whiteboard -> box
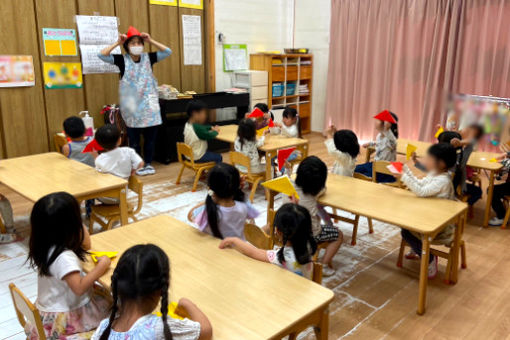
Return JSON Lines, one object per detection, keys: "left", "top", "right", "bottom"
{"left": 223, "top": 44, "right": 247, "bottom": 72}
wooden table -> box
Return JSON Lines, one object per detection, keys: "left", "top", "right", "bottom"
{"left": 84, "top": 215, "right": 334, "bottom": 339}
{"left": 397, "top": 139, "right": 503, "bottom": 227}
{"left": 216, "top": 124, "right": 310, "bottom": 181}
{"left": 0, "top": 152, "right": 129, "bottom": 225}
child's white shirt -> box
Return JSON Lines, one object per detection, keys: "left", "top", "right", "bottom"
{"left": 324, "top": 138, "right": 357, "bottom": 176}
{"left": 95, "top": 147, "right": 143, "bottom": 179}
{"left": 36, "top": 248, "right": 90, "bottom": 312}
{"left": 373, "top": 130, "right": 397, "bottom": 162}
{"left": 234, "top": 136, "right": 265, "bottom": 173}
{"left": 281, "top": 123, "right": 299, "bottom": 138}
{"left": 401, "top": 165, "right": 454, "bottom": 199}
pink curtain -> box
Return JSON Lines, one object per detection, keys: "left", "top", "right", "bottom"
{"left": 326, "top": 0, "right": 510, "bottom": 143}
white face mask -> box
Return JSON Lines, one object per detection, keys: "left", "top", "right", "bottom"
{"left": 130, "top": 45, "right": 143, "bottom": 56}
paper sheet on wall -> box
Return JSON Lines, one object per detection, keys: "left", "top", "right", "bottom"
{"left": 0, "top": 55, "right": 35, "bottom": 87}
{"left": 182, "top": 15, "right": 202, "bottom": 65}
{"left": 75, "top": 15, "right": 120, "bottom": 74}
{"left": 223, "top": 44, "right": 247, "bottom": 71}
{"left": 179, "top": 0, "right": 203, "bottom": 9}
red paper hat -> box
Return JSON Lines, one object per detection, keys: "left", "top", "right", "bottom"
{"left": 278, "top": 147, "right": 296, "bottom": 171}
{"left": 82, "top": 139, "right": 104, "bottom": 153}
{"left": 373, "top": 110, "right": 396, "bottom": 124}
{"left": 126, "top": 26, "right": 141, "bottom": 39}
{"left": 248, "top": 107, "right": 264, "bottom": 118}
{"left": 268, "top": 119, "right": 275, "bottom": 127}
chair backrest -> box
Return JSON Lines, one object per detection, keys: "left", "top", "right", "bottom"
{"left": 229, "top": 151, "right": 252, "bottom": 175}
{"left": 244, "top": 223, "right": 273, "bottom": 250}
{"left": 312, "top": 262, "right": 323, "bottom": 284}
{"left": 353, "top": 172, "right": 371, "bottom": 182}
{"left": 372, "top": 160, "right": 401, "bottom": 186}
{"left": 53, "top": 133, "right": 67, "bottom": 154}
{"left": 9, "top": 283, "right": 47, "bottom": 340}
{"left": 365, "top": 146, "right": 375, "bottom": 163}
{"left": 177, "top": 142, "right": 194, "bottom": 166}
{"left": 128, "top": 176, "right": 144, "bottom": 214}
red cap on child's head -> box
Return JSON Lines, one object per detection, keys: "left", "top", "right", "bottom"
{"left": 248, "top": 107, "right": 264, "bottom": 118}
{"left": 373, "top": 110, "right": 396, "bottom": 124}
{"left": 126, "top": 26, "right": 141, "bottom": 39}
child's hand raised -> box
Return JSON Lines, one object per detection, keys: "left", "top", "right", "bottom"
{"left": 325, "top": 125, "right": 336, "bottom": 139}
{"left": 288, "top": 195, "right": 300, "bottom": 204}
{"left": 411, "top": 151, "right": 418, "bottom": 163}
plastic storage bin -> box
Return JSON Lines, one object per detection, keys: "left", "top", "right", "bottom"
{"left": 286, "top": 83, "right": 296, "bottom": 96}
{"left": 272, "top": 83, "right": 284, "bottom": 97}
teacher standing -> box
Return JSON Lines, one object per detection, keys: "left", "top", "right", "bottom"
{"left": 99, "top": 26, "right": 171, "bottom": 176}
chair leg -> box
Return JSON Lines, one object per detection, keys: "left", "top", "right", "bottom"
{"left": 444, "top": 255, "right": 452, "bottom": 284}
{"left": 351, "top": 215, "right": 359, "bottom": 246}
{"left": 397, "top": 238, "right": 406, "bottom": 267}
{"left": 106, "top": 218, "right": 116, "bottom": 231}
{"left": 460, "top": 242, "right": 467, "bottom": 269}
{"left": 501, "top": 206, "right": 510, "bottom": 229}
{"left": 192, "top": 168, "right": 206, "bottom": 192}
{"left": 367, "top": 218, "right": 374, "bottom": 234}
{"left": 288, "top": 332, "right": 297, "bottom": 340}
{"left": 89, "top": 214, "right": 95, "bottom": 234}
{"left": 250, "top": 178, "right": 262, "bottom": 203}
{"left": 175, "top": 164, "right": 186, "bottom": 185}
{"left": 333, "top": 208, "right": 339, "bottom": 223}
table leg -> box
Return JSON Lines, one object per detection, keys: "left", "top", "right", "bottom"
{"left": 313, "top": 307, "right": 329, "bottom": 340}
{"left": 450, "top": 211, "right": 465, "bottom": 284}
{"left": 264, "top": 151, "right": 274, "bottom": 201}
{"left": 483, "top": 170, "right": 495, "bottom": 228}
{"left": 417, "top": 235, "right": 430, "bottom": 315}
{"left": 118, "top": 187, "right": 128, "bottom": 226}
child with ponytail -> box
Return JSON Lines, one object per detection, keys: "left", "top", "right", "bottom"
{"left": 219, "top": 203, "right": 317, "bottom": 279}
{"left": 194, "top": 163, "right": 259, "bottom": 239}
{"left": 92, "top": 244, "right": 212, "bottom": 340}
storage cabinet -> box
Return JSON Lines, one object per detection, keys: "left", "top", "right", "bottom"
{"left": 250, "top": 53, "right": 313, "bottom": 134}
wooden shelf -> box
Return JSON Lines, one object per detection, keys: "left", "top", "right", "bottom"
{"left": 250, "top": 53, "right": 313, "bottom": 132}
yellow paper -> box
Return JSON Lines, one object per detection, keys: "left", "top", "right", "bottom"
{"left": 60, "top": 40, "right": 77, "bottom": 56}
{"left": 406, "top": 143, "right": 417, "bottom": 160}
{"left": 153, "top": 302, "right": 184, "bottom": 319}
{"left": 44, "top": 40, "right": 61, "bottom": 56}
{"left": 150, "top": 0, "right": 177, "bottom": 5}
{"left": 90, "top": 251, "right": 118, "bottom": 263}
{"left": 490, "top": 158, "right": 498, "bottom": 162}
{"left": 261, "top": 176, "right": 299, "bottom": 199}
{"left": 178, "top": 0, "right": 203, "bottom": 9}
{"left": 43, "top": 62, "right": 82, "bottom": 89}
{"left": 434, "top": 126, "right": 444, "bottom": 139}
{"left": 256, "top": 126, "right": 268, "bottom": 137}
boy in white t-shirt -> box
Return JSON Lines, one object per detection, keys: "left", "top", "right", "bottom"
{"left": 95, "top": 124, "right": 144, "bottom": 204}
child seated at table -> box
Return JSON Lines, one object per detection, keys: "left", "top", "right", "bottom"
{"left": 287, "top": 156, "right": 343, "bottom": 276}
{"left": 234, "top": 118, "right": 267, "bottom": 174}
{"left": 324, "top": 125, "right": 360, "bottom": 176}
{"left": 219, "top": 203, "right": 317, "bottom": 280}
{"left": 62, "top": 116, "right": 96, "bottom": 167}
{"left": 355, "top": 110, "right": 398, "bottom": 182}
{"left": 249, "top": 103, "right": 273, "bottom": 130}
{"left": 488, "top": 150, "right": 510, "bottom": 226}
{"left": 274, "top": 106, "right": 301, "bottom": 138}
{"left": 184, "top": 100, "right": 222, "bottom": 163}
{"left": 26, "top": 192, "right": 111, "bottom": 339}
{"left": 397, "top": 143, "right": 457, "bottom": 279}
{"left": 194, "top": 163, "right": 259, "bottom": 239}
{"left": 92, "top": 244, "right": 212, "bottom": 340}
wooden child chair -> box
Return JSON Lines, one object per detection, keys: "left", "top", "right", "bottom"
{"left": 230, "top": 151, "right": 266, "bottom": 202}
{"left": 372, "top": 160, "right": 403, "bottom": 188}
{"left": 244, "top": 222, "right": 273, "bottom": 250}
{"left": 53, "top": 133, "right": 67, "bottom": 154}
{"left": 501, "top": 195, "right": 510, "bottom": 229}
{"left": 175, "top": 143, "right": 216, "bottom": 192}
{"left": 89, "top": 176, "right": 144, "bottom": 233}
{"left": 9, "top": 283, "right": 47, "bottom": 339}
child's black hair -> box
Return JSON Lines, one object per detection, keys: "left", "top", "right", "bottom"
{"left": 98, "top": 244, "right": 173, "bottom": 340}
{"left": 186, "top": 100, "right": 207, "bottom": 118}
{"left": 237, "top": 118, "right": 256, "bottom": 149}
{"left": 469, "top": 123, "right": 484, "bottom": 140}
{"left": 95, "top": 124, "right": 120, "bottom": 151}
{"left": 27, "top": 192, "right": 86, "bottom": 276}
{"left": 122, "top": 35, "right": 144, "bottom": 54}
{"left": 389, "top": 112, "right": 399, "bottom": 138}
{"left": 437, "top": 131, "right": 462, "bottom": 145}
{"left": 274, "top": 203, "right": 317, "bottom": 265}
{"left": 63, "top": 116, "right": 86, "bottom": 139}
{"left": 295, "top": 156, "right": 327, "bottom": 196}
{"left": 428, "top": 143, "right": 457, "bottom": 170}
{"left": 333, "top": 129, "right": 360, "bottom": 158}
{"left": 254, "top": 103, "right": 274, "bottom": 120}
{"left": 282, "top": 106, "right": 301, "bottom": 137}
{"left": 206, "top": 163, "right": 245, "bottom": 239}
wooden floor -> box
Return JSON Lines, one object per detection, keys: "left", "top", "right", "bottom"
{"left": 2, "top": 132, "right": 510, "bottom": 340}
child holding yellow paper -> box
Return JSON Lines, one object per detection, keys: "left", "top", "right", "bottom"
{"left": 26, "top": 192, "right": 111, "bottom": 339}
{"left": 93, "top": 244, "right": 212, "bottom": 339}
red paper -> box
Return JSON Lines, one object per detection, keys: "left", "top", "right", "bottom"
{"left": 373, "top": 110, "right": 396, "bottom": 124}
{"left": 277, "top": 147, "right": 296, "bottom": 171}
{"left": 268, "top": 119, "right": 275, "bottom": 127}
{"left": 82, "top": 139, "right": 104, "bottom": 153}
{"left": 391, "top": 161, "right": 403, "bottom": 173}
{"left": 248, "top": 107, "right": 264, "bottom": 118}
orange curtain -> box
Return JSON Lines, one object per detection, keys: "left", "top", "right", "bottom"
{"left": 326, "top": 0, "right": 510, "bottom": 143}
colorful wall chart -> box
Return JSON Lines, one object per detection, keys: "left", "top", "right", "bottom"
{"left": 43, "top": 62, "right": 82, "bottom": 89}
{"left": 42, "top": 28, "right": 77, "bottom": 56}
{"left": 0, "top": 55, "right": 35, "bottom": 88}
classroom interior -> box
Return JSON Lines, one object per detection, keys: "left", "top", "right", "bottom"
{"left": 2, "top": 0, "right": 510, "bottom": 339}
